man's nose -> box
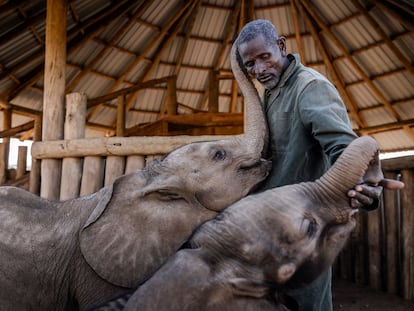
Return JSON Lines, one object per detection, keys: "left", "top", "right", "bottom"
{"left": 253, "top": 61, "right": 266, "bottom": 76}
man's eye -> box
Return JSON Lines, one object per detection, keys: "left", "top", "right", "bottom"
{"left": 261, "top": 53, "right": 270, "bottom": 60}
{"left": 213, "top": 150, "right": 227, "bottom": 161}
{"left": 244, "top": 61, "right": 254, "bottom": 69}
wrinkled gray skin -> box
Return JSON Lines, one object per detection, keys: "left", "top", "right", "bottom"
{"left": 124, "top": 135, "right": 384, "bottom": 311}
{"left": 0, "top": 41, "right": 269, "bottom": 311}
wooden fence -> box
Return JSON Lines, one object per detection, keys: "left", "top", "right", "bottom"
{"left": 0, "top": 91, "right": 413, "bottom": 302}
{"left": 334, "top": 159, "right": 414, "bottom": 301}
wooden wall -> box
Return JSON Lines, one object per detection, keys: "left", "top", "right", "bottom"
{"left": 334, "top": 157, "right": 414, "bottom": 301}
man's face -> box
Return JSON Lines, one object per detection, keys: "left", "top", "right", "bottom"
{"left": 238, "top": 34, "right": 288, "bottom": 89}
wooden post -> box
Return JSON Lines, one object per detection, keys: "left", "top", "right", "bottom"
{"left": 41, "top": 0, "right": 67, "bottom": 199}
{"left": 29, "top": 115, "right": 42, "bottom": 194}
{"left": 16, "top": 146, "right": 28, "bottom": 179}
{"left": 60, "top": 93, "right": 86, "bottom": 200}
{"left": 80, "top": 156, "right": 104, "bottom": 196}
{"left": 208, "top": 70, "right": 219, "bottom": 113}
{"left": 104, "top": 156, "right": 125, "bottom": 186}
{"left": 107, "top": 94, "right": 127, "bottom": 186}
{"left": 384, "top": 171, "right": 400, "bottom": 294}
{"left": 0, "top": 143, "right": 6, "bottom": 184}
{"left": 401, "top": 168, "right": 414, "bottom": 300}
{"left": 166, "top": 76, "right": 177, "bottom": 115}
{"left": 2, "top": 109, "right": 11, "bottom": 171}
{"left": 367, "top": 205, "right": 382, "bottom": 290}
{"left": 353, "top": 212, "right": 368, "bottom": 285}
{"left": 116, "top": 95, "right": 125, "bottom": 136}
{"left": 125, "top": 155, "right": 145, "bottom": 174}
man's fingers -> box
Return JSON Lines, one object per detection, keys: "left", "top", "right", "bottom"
{"left": 379, "top": 179, "right": 405, "bottom": 190}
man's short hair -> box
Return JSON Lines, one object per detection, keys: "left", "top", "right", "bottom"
{"left": 237, "top": 19, "right": 279, "bottom": 46}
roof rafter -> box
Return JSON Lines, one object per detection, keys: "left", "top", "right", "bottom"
{"left": 297, "top": 0, "right": 364, "bottom": 128}
{"left": 300, "top": 0, "right": 402, "bottom": 124}
{"left": 352, "top": 0, "right": 414, "bottom": 76}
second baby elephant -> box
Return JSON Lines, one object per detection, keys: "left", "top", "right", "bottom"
{"left": 123, "top": 136, "right": 387, "bottom": 311}
{"left": 0, "top": 40, "right": 269, "bottom": 311}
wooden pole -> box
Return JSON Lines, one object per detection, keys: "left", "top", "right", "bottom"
{"left": 41, "top": 0, "right": 67, "bottom": 199}
{"left": 104, "top": 156, "right": 125, "bottom": 186}
{"left": 208, "top": 70, "right": 219, "bottom": 113}
{"left": 166, "top": 76, "right": 178, "bottom": 115}
{"left": 29, "top": 115, "right": 42, "bottom": 194}
{"left": 401, "top": 169, "right": 414, "bottom": 299}
{"left": 125, "top": 155, "right": 145, "bottom": 174}
{"left": 383, "top": 171, "right": 400, "bottom": 295}
{"left": 16, "top": 146, "right": 27, "bottom": 179}
{"left": 80, "top": 156, "right": 104, "bottom": 196}
{"left": 367, "top": 207, "right": 382, "bottom": 290}
{"left": 60, "top": 93, "right": 86, "bottom": 200}
{"left": 116, "top": 95, "right": 125, "bottom": 136}
{"left": 0, "top": 143, "right": 6, "bottom": 184}
{"left": 2, "top": 109, "right": 11, "bottom": 172}
{"left": 31, "top": 135, "right": 233, "bottom": 159}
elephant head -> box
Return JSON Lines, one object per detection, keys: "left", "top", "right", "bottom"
{"left": 123, "top": 136, "right": 384, "bottom": 310}
{"left": 78, "top": 40, "right": 270, "bottom": 291}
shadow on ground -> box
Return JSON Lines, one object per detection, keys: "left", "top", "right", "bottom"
{"left": 333, "top": 278, "right": 414, "bottom": 310}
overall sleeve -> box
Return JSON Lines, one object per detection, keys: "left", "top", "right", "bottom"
{"left": 298, "top": 79, "right": 358, "bottom": 164}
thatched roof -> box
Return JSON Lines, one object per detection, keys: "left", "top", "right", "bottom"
{"left": 0, "top": 0, "right": 413, "bottom": 152}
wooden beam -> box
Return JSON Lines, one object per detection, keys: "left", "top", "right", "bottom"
{"left": 31, "top": 135, "right": 238, "bottom": 159}
{"left": 352, "top": 0, "right": 414, "bottom": 76}
{"left": 201, "top": 0, "right": 243, "bottom": 111}
{"left": 86, "top": 76, "right": 171, "bottom": 108}
{"left": 166, "top": 77, "right": 178, "bottom": 115}
{"left": 0, "top": 120, "right": 34, "bottom": 138}
{"left": 124, "top": 0, "right": 202, "bottom": 119}
{"left": 208, "top": 70, "right": 219, "bottom": 113}
{"left": 116, "top": 95, "right": 125, "bottom": 136}
{"left": 300, "top": 0, "right": 402, "bottom": 123}
{"left": 66, "top": 1, "right": 153, "bottom": 93}
{"left": 357, "top": 118, "right": 414, "bottom": 135}
{"left": 2, "top": 0, "right": 137, "bottom": 101}
{"left": 290, "top": 0, "right": 306, "bottom": 65}
{"left": 41, "top": 0, "right": 67, "bottom": 200}
{"left": 297, "top": 1, "right": 365, "bottom": 128}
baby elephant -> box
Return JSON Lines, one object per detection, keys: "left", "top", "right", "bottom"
{"left": 0, "top": 39, "right": 270, "bottom": 311}
{"left": 122, "top": 136, "right": 388, "bottom": 310}
{"left": 0, "top": 139, "right": 270, "bottom": 311}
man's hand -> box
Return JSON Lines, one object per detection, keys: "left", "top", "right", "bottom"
{"left": 347, "top": 179, "right": 405, "bottom": 211}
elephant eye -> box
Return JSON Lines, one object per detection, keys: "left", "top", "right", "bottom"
{"left": 306, "top": 218, "right": 317, "bottom": 237}
{"left": 301, "top": 217, "right": 318, "bottom": 238}
{"left": 212, "top": 150, "right": 227, "bottom": 161}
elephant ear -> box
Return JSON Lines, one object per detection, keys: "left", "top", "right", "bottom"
{"left": 79, "top": 173, "right": 209, "bottom": 288}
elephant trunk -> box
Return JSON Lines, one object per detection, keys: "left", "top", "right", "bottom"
{"left": 230, "top": 40, "right": 268, "bottom": 158}
{"left": 306, "top": 136, "right": 383, "bottom": 222}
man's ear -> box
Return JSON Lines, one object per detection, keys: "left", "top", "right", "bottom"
{"left": 277, "top": 36, "right": 287, "bottom": 54}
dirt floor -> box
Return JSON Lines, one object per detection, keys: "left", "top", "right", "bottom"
{"left": 332, "top": 278, "right": 414, "bottom": 310}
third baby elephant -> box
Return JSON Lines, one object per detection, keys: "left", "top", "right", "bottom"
{"left": 123, "top": 136, "right": 389, "bottom": 311}
{"left": 0, "top": 40, "right": 269, "bottom": 311}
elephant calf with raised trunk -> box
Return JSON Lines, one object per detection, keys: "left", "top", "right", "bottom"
{"left": 122, "top": 136, "right": 402, "bottom": 311}
{"left": 0, "top": 39, "right": 269, "bottom": 311}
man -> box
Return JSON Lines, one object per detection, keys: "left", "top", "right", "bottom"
{"left": 236, "top": 19, "right": 403, "bottom": 310}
